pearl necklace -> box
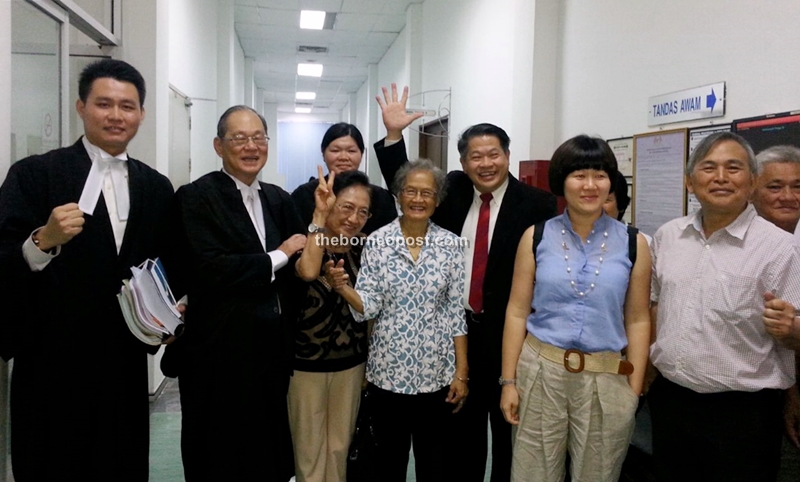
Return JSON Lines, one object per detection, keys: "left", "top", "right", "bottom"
{"left": 561, "top": 225, "right": 607, "bottom": 297}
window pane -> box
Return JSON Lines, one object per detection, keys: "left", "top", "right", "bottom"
{"left": 72, "top": 0, "right": 113, "bottom": 33}
{"left": 11, "top": 0, "right": 61, "bottom": 162}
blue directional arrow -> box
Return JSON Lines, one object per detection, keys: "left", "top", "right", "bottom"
{"left": 706, "top": 88, "right": 717, "bottom": 113}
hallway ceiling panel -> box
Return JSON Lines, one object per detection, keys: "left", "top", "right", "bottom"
{"left": 234, "top": 0, "right": 423, "bottom": 115}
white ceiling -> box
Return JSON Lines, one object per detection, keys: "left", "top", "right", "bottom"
{"left": 234, "top": 0, "right": 423, "bottom": 115}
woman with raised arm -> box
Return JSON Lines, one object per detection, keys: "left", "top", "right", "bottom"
{"left": 499, "top": 135, "right": 651, "bottom": 482}
{"left": 289, "top": 166, "right": 374, "bottom": 482}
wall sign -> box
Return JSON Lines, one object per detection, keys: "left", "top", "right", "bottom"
{"left": 648, "top": 82, "right": 725, "bottom": 126}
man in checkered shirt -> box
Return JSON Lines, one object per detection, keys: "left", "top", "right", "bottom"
{"left": 648, "top": 132, "right": 800, "bottom": 481}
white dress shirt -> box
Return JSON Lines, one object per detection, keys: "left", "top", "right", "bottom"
{"left": 23, "top": 137, "right": 130, "bottom": 271}
{"left": 462, "top": 177, "right": 508, "bottom": 310}
{"left": 221, "top": 169, "right": 288, "bottom": 280}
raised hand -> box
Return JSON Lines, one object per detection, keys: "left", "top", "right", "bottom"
{"left": 314, "top": 165, "right": 336, "bottom": 217}
{"left": 375, "top": 83, "right": 424, "bottom": 140}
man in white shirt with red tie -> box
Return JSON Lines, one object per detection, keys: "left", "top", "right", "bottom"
{"left": 373, "top": 84, "right": 557, "bottom": 482}
{"left": 0, "top": 59, "right": 174, "bottom": 481}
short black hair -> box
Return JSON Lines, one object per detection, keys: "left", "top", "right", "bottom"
{"left": 217, "top": 105, "right": 268, "bottom": 138}
{"left": 321, "top": 123, "right": 365, "bottom": 154}
{"left": 611, "top": 170, "right": 630, "bottom": 221}
{"left": 78, "top": 59, "right": 146, "bottom": 107}
{"left": 457, "top": 123, "right": 510, "bottom": 160}
{"left": 333, "top": 170, "right": 373, "bottom": 206}
{"left": 548, "top": 135, "right": 618, "bottom": 196}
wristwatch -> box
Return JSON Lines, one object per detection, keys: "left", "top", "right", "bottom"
{"left": 307, "top": 222, "right": 326, "bottom": 234}
{"left": 498, "top": 377, "right": 517, "bottom": 386}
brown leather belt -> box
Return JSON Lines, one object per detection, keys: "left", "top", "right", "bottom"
{"left": 526, "top": 334, "right": 634, "bottom": 376}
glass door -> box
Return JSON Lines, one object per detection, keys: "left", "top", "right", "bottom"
{"left": 11, "top": 0, "right": 66, "bottom": 163}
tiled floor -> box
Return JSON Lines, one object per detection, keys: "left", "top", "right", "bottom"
{"left": 148, "top": 378, "right": 800, "bottom": 482}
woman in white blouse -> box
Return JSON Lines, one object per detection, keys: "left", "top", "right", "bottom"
{"left": 330, "top": 159, "right": 468, "bottom": 482}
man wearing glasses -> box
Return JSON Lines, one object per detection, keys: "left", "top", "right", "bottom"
{"left": 166, "top": 105, "right": 306, "bottom": 481}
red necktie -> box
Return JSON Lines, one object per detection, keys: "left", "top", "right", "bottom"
{"left": 469, "top": 193, "right": 493, "bottom": 313}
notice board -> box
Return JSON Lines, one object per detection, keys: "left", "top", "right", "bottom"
{"left": 632, "top": 129, "right": 688, "bottom": 236}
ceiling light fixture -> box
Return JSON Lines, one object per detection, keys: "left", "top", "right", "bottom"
{"left": 300, "top": 10, "right": 325, "bottom": 30}
{"left": 296, "top": 92, "right": 317, "bottom": 100}
{"left": 297, "top": 63, "right": 323, "bottom": 77}
{"left": 295, "top": 107, "right": 312, "bottom": 114}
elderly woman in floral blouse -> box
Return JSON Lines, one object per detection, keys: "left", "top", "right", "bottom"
{"left": 330, "top": 158, "right": 468, "bottom": 482}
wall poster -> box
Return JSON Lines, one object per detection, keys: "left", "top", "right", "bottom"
{"left": 632, "top": 129, "right": 688, "bottom": 236}
{"left": 608, "top": 137, "right": 633, "bottom": 176}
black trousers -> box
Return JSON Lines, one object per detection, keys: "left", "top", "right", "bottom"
{"left": 179, "top": 354, "right": 294, "bottom": 482}
{"left": 649, "top": 375, "right": 784, "bottom": 482}
{"left": 368, "top": 384, "right": 452, "bottom": 482}
{"left": 447, "top": 317, "right": 512, "bottom": 482}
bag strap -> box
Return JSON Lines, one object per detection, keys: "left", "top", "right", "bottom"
{"left": 627, "top": 225, "right": 638, "bottom": 266}
{"left": 532, "top": 220, "right": 547, "bottom": 263}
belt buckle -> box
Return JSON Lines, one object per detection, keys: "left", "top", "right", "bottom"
{"left": 563, "top": 349, "right": 585, "bottom": 373}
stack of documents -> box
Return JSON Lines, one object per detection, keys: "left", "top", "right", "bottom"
{"left": 118, "top": 258, "right": 184, "bottom": 345}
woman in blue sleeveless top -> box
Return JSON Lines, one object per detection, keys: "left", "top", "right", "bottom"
{"left": 499, "top": 135, "right": 652, "bottom": 482}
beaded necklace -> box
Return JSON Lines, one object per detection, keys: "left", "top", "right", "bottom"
{"left": 560, "top": 223, "right": 607, "bottom": 297}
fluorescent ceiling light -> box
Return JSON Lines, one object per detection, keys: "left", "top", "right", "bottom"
{"left": 300, "top": 10, "right": 325, "bottom": 30}
{"left": 296, "top": 92, "right": 317, "bottom": 100}
{"left": 297, "top": 63, "right": 323, "bottom": 77}
{"left": 295, "top": 107, "right": 312, "bottom": 114}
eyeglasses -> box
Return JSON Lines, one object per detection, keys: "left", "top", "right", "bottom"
{"left": 401, "top": 188, "right": 437, "bottom": 199}
{"left": 335, "top": 203, "right": 371, "bottom": 221}
{"left": 221, "top": 134, "right": 270, "bottom": 147}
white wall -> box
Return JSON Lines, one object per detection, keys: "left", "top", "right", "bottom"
{"left": 119, "top": 0, "right": 169, "bottom": 174}
{"left": 169, "top": 0, "right": 217, "bottom": 100}
{"left": 233, "top": 38, "right": 245, "bottom": 106}
{"left": 556, "top": 0, "right": 800, "bottom": 143}
{"left": 190, "top": 99, "right": 221, "bottom": 180}
{"left": 169, "top": 0, "right": 220, "bottom": 180}
{"left": 261, "top": 102, "right": 285, "bottom": 187}
{"left": 422, "top": 0, "right": 528, "bottom": 174}
{"left": 376, "top": 25, "right": 409, "bottom": 143}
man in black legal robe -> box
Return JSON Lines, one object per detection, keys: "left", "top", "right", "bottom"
{"left": 168, "top": 105, "right": 306, "bottom": 481}
{"left": 0, "top": 60, "right": 173, "bottom": 481}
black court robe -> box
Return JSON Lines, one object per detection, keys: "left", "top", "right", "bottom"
{"left": 165, "top": 171, "right": 304, "bottom": 481}
{"left": 0, "top": 139, "right": 174, "bottom": 481}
